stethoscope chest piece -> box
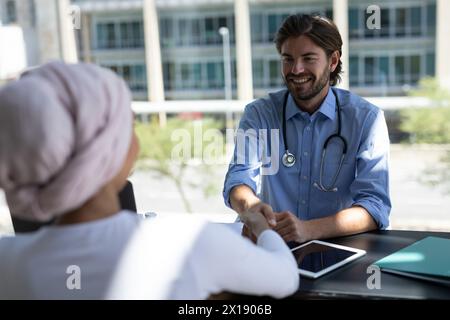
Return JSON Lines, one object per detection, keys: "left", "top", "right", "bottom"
{"left": 282, "top": 151, "right": 296, "bottom": 167}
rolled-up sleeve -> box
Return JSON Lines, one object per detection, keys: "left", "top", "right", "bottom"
{"left": 351, "top": 109, "right": 391, "bottom": 229}
{"left": 223, "top": 104, "right": 263, "bottom": 208}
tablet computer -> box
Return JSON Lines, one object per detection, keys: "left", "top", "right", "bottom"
{"left": 291, "top": 240, "right": 366, "bottom": 279}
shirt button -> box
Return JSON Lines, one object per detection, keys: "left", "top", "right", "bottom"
{"left": 306, "top": 127, "right": 311, "bottom": 131}
{"left": 301, "top": 200, "right": 306, "bottom": 205}
{"left": 303, "top": 151, "right": 309, "bottom": 156}
{"left": 303, "top": 176, "right": 307, "bottom": 180}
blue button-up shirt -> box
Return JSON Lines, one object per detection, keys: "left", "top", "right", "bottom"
{"left": 223, "top": 87, "right": 391, "bottom": 229}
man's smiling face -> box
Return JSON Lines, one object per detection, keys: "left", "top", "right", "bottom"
{"left": 280, "top": 35, "right": 332, "bottom": 102}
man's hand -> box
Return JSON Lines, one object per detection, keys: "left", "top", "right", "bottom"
{"left": 246, "top": 201, "right": 277, "bottom": 227}
{"left": 229, "top": 185, "right": 278, "bottom": 242}
{"left": 273, "top": 211, "right": 311, "bottom": 243}
{"left": 229, "top": 185, "right": 277, "bottom": 227}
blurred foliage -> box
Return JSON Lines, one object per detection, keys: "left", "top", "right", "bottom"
{"left": 419, "top": 150, "right": 450, "bottom": 193}
{"left": 400, "top": 107, "right": 450, "bottom": 143}
{"left": 134, "top": 116, "right": 225, "bottom": 213}
{"left": 399, "top": 77, "right": 450, "bottom": 193}
{"left": 408, "top": 77, "right": 450, "bottom": 105}
{"left": 400, "top": 77, "right": 450, "bottom": 144}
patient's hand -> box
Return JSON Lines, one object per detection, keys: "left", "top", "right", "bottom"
{"left": 241, "top": 224, "right": 257, "bottom": 243}
{"left": 240, "top": 211, "right": 270, "bottom": 241}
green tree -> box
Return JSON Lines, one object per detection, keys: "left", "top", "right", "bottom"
{"left": 400, "top": 77, "right": 450, "bottom": 143}
{"left": 135, "top": 117, "right": 226, "bottom": 213}
{"left": 399, "top": 77, "right": 450, "bottom": 192}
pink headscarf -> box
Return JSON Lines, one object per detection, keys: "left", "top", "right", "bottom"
{"left": 0, "top": 61, "right": 133, "bottom": 221}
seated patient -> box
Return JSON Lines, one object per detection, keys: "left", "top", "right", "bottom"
{"left": 0, "top": 61, "right": 299, "bottom": 299}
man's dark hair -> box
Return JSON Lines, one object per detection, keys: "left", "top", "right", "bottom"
{"left": 274, "top": 14, "right": 343, "bottom": 86}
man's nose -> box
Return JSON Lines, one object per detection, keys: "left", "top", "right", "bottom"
{"left": 291, "top": 60, "right": 305, "bottom": 74}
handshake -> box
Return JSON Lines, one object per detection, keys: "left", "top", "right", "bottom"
{"left": 239, "top": 201, "right": 278, "bottom": 243}
{"left": 239, "top": 200, "right": 309, "bottom": 244}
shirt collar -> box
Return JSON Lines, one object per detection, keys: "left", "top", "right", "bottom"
{"left": 285, "top": 87, "right": 337, "bottom": 121}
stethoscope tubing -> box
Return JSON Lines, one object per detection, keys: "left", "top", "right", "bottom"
{"left": 281, "top": 88, "right": 348, "bottom": 192}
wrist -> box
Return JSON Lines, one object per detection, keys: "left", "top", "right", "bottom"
{"left": 299, "top": 219, "right": 314, "bottom": 242}
{"left": 231, "top": 190, "right": 260, "bottom": 214}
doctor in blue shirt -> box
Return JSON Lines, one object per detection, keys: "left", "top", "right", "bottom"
{"left": 223, "top": 14, "right": 391, "bottom": 243}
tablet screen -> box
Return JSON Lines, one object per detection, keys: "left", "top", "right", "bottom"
{"left": 291, "top": 241, "right": 365, "bottom": 278}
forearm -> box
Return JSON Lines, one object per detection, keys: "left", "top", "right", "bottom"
{"left": 229, "top": 185, "right": 261, "bottom": 214}
{"left": 306, "top": 206, "right": 377, "bottom": 240}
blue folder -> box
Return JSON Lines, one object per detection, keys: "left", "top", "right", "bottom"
{"left": 374, "top": 236, "right": 450, "bottom": 286}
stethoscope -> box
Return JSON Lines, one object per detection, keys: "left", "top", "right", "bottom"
{"left": 281, "top": 88, "right": 348, "bottom": 192}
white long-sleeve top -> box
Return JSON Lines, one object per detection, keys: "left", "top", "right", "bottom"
{"left": 0, "top": 211, "right": 299, "bottom": 299}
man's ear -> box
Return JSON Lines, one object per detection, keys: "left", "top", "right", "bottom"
{"left": 329, "top": 50, "right": 340, "bottom": 73}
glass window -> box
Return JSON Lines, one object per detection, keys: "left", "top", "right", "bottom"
{"left": 96, "top": 24, "right": 106, "bottom": 48}
{"left": 218, "top": 16, "right": 227, "bottom": 28}
{"left": 163, "top": 63, "right": 176, "bottom": 90}
{"left": 251, "top": 14, "right": 263, "bottom": 43}
{"left": 6, "top": 0, "right": 17, "bottom": 24}
{"left": 269, "top": 60, "right": 281, "bottom": 87}
{"left": 364, "top": 57, "right": 375, "bottom": 85}
{"left": 410, "top": 7, "right": 421, "bottom": 36}
{"left": 206, "top": 62, "right": 223, "bottom": 89}
{"left": 205, "top": 17, "right": 218, "bottom": 45}
{"left": 410, "top": 55, "right": 421, "bottom": 83}
{"left": 192, "top": 18, "right": 202, "bottom": 45}
{"left": 178, "top": 19, "right": 190, "bottom": 46}
{"left": 229, "top": 16, "right": 236, "bottom": 44}
{"left": 349, "top": 56, "right": 359, "bottom": 86}
{"left": 207, "top": 62, "right": 216, "bottom": 83}
{"left": 348, "top": 8, "right": 359, "bottom": 39}
{"left": 119, "top": 22, "right": 130, "bottom": 48}
{"left": 378, "top": 56, "right": 389, "bottom": 85}
{"left": 380, "top": 8, "right": 390, "bottom": 37}
{"left": 268, "top": 14, "right": 279, "bottom": 42}
{"left": 426, "top": 53, "right": 435, "bottom": 76}
{"left": 192, "top": 63, "right": 202, "bottom": 88}
{"left": 426, "top": 4, "right": 436, "bottom": 35}
{"left": 181, "top": 63, "right": 190, "bottom": 84}
{"left": 215, "top": 62, "right": 224, "bottom": 88}
{"left": 252, "top": 59, "right": 264, "bottom": 88}
{"left": 130, "top": 65, "right": 146, "bottom": 91}
{"left": 231, "top": 59, "right": 237, "bottom": 89}
{"left": 122, "top": 65, "right": 131, "bottom": 83}
{"left": 395, "top": 8, "right": 406, "bottom": 37}
{"left": 133, "top": 22, "right": 143, "bottom": 47}
{"left": 106, "top": 23, "right": 116, "bottom": 48}
{"left": 395, "top": 56, "right": 405, "bottom": 84}
{"left": 160, "top": 18, "right": 174, "bottom": 47}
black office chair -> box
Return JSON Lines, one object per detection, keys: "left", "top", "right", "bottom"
{"left": 11, "top": 180, "right": 137, "bottom": 233}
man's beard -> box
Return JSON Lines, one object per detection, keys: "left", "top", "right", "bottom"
{"left": 284, "top": 67, "right": 330, "bottom": 101}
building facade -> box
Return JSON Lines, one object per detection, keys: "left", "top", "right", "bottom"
{"left": 3, "top": 0, "right": 446, "bottom": 100}
{"left": 0, "top": 0, "right": 77, "bottom": 77}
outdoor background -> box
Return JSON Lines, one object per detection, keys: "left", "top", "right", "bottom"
{"left": 1, "top": 0, "right": 450, "bottom": 235}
